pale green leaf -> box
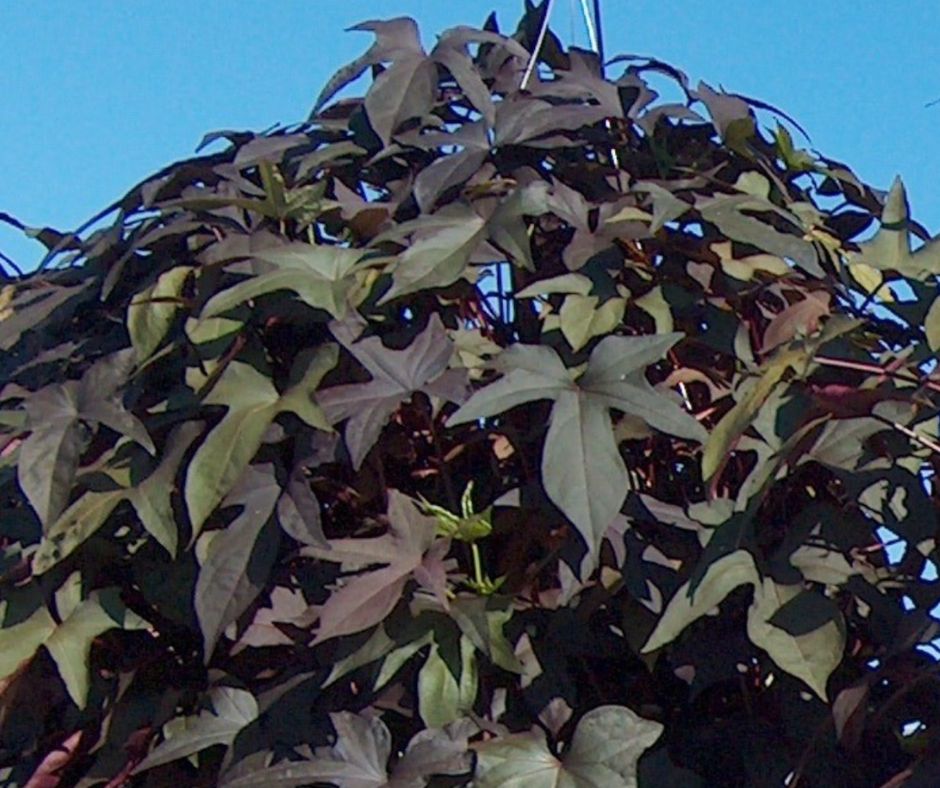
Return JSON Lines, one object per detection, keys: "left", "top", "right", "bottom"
{"left": 185, "top": 362, "right": 280, "bottom": 534}
{"left": 32, "top": 488, "right": 126, "bottom": 575}
{"left": 45, "top": 590, "right": 146, "bottom": 709}
{"left": 559, "top": 295, "right": 626, "bottom": 352}
{"left": 375, "top": 631, "right": 433, "bottom": 690}
{"left": 128, "top": 421, "right": 204, "bottom": 557}
{"left": 127, "top": 266, "right": 191, "bottom": 363}
{"left": 324, "top": 626, "right": 396, "bottom": 687}
{"left": 634, "top": 287, "right": 673, "bottom": 333}
{"left": 847, "top": 177, "right": 940, "bottom": 279}
{"left": 378, "top": 207, "right": 486, "bottom": 303}
{"left": 544, "top": 391, "right": 627, "bottom": 558}
{"left": 642, "top": 550, "right": 759, "bottom": 653}
{"left": 201, "top": 245, "right": 366, "bottom": 320}
{"left": 746, "top": 578, "right": 845, "bottom": 700}
{"left": 699, "top": 193, "right": 823, "bottom": 277}
{"left": 418, "top": 639, "right": 472, "bottom": 729}
{"left": 195, "top": 464, "right": 281, "bottom": 663}
{"left": 0, "top": 606, "right": 55, "bottom": 683}
{"left": 701, "top": 346, "right": 803, "bottom": 481}
{"left": 516, "top": 273, "right": 593, "bottom": 299}
{"left": 564, "top": 705, "right": 664, "bottom": 787}
{"left": 474, "top": 705, "right": 662, "bottom": 788}
{"left": 185, "top": 346, "right": 336, "bottom": 534}
{"left": 925, "top": 294, "right": 940, "bottom": 352}
{"left": 133, "top": 686, "right": 258, "bottom": 773}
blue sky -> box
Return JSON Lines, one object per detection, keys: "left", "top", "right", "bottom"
{"left": 2, "top": 1, "right": 938, "bottom": 271}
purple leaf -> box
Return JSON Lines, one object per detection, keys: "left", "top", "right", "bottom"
{"left": 319, "top": 314, "right": 467, "bottom": 468}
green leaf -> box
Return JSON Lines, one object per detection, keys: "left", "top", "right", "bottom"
{"left": 319, "top": 314, "right": 465, "bottom": 468}
{"left": 364, "top": 54, "right": 437, "bottom": 145}
{"left": 699, "top": 192, "right": 823, "bottom": 277}
{"left": 847, "top": 177, "right": 940, "bottom": 279}
{"left": 450, "top": 336, "right": 704, "bottom": 564}
{"left": 32, "top": 487, "right": 126, "bottom": 574}
{"left": 378, "top": 205, "right": 486, "bottom": 303}
{"left": 18, "top": 349, "right": 153, "bottom": 526}
{"left": 418, "top": 636, "right": 477, "bottom": 728}
{"left": 474, "top": 705, "right": 663, "bottom": 788}
{"left": 701, "top": 347, "right": 800, "bottom": 481}
{"left": 558, "top": 295, "right": 626, "bottom": 352}
{"left": 925, "top": 294, "right": 940, "bottom": 352}
{"left": 133, "top": 686, "right": 259, "bottom": 773}
{"left": 185, "top": 345, "right": 336, "bottom": 535}
{"left": 0, "top": 606, "right": 55, "bottom": 683}
{"left": 127, "top": 266, "right": 190, "bottom": 363}
{"left": 642, "top": 550, "right": 759, "bottom": 653}
{"left": 543, "top": 390, "right": 627, "bottom": 558}
{"left": 578, "top": 335, "right": 707, "bottom": 444}
{"left": 45, "top": 588, "right": 146, "bottom": 708}
{"left": 221, "top": 711, "right": 391, "bottom": 788}
{"left": 445, "top": 345, "right": 570, "bottom": 425}
{"left": 447, "top": 596, "right": 523, "bottom": 674}
{"left": 194, "top": 464, "right": 281, "bottom": 663}
{"left": 185, "top": 363, "right": 280, "bottom": 534}
{"left": 747, "top": 579, "right": 845, "bottom": 700}
{"left": 128, "top": 421, "right": 204, "bottom": 557}
{"left": 202, "top": 244, "right": 367, "bottom": 320}
{"left": 0, "top": 577, "right": 146, "bottom": 708}
{"left": 324, "top": 626, "right": 396, "bottom": 687}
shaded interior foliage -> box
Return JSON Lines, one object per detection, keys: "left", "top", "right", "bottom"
{"left": 2, "top": 3, "right": 940, "bottom": 786}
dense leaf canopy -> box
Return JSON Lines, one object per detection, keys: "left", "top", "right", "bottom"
{"left": 1, "top": 4, "right": 940, "bottom": 785}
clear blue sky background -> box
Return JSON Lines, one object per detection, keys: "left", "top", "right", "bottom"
{"left": 1, "top": 1, "right": 938, "bottom": 272}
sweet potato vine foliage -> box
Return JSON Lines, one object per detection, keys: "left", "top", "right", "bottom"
{"left": 3, "top": 3, "right": 940, "bottom": 786}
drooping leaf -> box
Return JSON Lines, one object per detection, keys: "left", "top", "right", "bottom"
{"left": 133, "top": 686, "right": 259, "bottom": 773}
{"left": 194, "top": 463, "right": 281, "bottom": 662}
{"left": 311, "top": 17, "right": 424, "bottom": 117}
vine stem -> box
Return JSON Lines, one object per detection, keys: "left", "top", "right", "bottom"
{"left": 521, "top": 0, "right": 557, "bottom": 90}
{"left": 816, "top": 355, "right": 940, "bottom": 394}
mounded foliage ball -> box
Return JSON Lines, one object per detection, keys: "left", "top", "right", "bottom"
{"left": 1, "top": 4, "right": 940, "bottom": 786}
